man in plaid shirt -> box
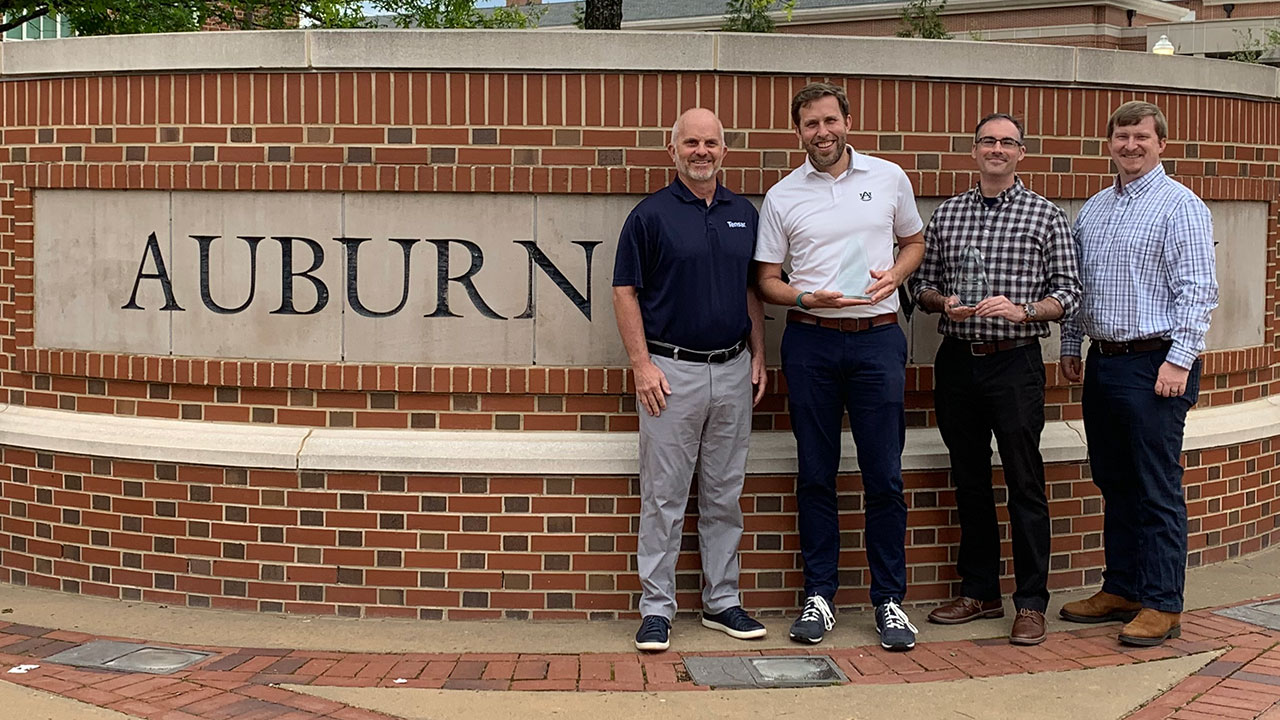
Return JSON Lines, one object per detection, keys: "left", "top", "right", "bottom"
{"left": 1058, "top": 101, "right": 1217, "bottom": 647}
{"left": 909, "top": 113, "right": 1081, "bottom": 646}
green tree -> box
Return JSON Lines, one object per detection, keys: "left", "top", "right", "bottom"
{"left": 1227, "top": 25, "right": 1280, "bottom": 63}
{"left": 721, "top": 0, "right": 796, "bottom": 33}
{"left": 0, "top": 0, "right": 544, "bottom": 35}
{"left": 378, "top": 0, "right": 543, "bottom": 29}
{"left": 895, "top": 0, "right": 951, "bottom": 40}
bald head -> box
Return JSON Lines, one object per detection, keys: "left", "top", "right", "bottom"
{"left": 667, "top": 108, "right": 727, "bottom": 189}
{"left": 670, "top": 108, "right": 724, "bottom": 147}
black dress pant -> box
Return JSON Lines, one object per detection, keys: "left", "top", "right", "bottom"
{"left": 934, "top": 338, "right": 1050, "bottom": 612}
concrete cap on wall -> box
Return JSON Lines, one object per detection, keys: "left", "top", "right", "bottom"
{"left": 1075, "top": 46, "right": 1279, "bottom": 99}
{"left": 2, "top": 398, "right": 1277, "bottom": 476}
{"left": 0, "top": 29, "right": 1275, "bottom": 101}
{"left": 714, "top": 33, "right": 1078, "bottom": 85}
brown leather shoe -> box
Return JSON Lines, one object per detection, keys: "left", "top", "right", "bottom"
{"left": 1059, "top": 591, "right": 1141, "bottom": 624}
{"left": 1009, "top": 608, "right": 1047, "bottom": 645}
{"left": 927, "top": 597, "right": 1004, "bottom": 625}
{"left": 1118, "top": 608, "right": 1181, "bottom": 647}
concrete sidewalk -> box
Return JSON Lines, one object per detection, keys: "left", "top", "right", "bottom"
{"left": 1, "top": 546, "right": 1279, "bottom": 719}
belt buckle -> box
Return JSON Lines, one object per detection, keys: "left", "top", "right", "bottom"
{"left": 707, "top": 350, "right": 725, "bottom": 363}
{"left": 968, "top": 342, "right": 991, "bottom": 357}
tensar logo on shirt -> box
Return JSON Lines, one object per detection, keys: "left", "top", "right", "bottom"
{"left": 726, "top": 221, "right": 747, "bottom": 228}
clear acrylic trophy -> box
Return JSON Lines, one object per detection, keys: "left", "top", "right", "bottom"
{"left": 834, "top": 238, "right": 872, "bottom": 300}
{"left": 955, "top": 244, "right": 990, "bottom": 307}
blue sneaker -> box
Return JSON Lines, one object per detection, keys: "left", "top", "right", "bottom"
{"left": 702, "top": 606, "right": 767, "bottom": 640}
{"left": 875, "top": 599, "right": 917, "bottom": 651}
{"left": 789, "top": 595, "right": 835, "bottom": 644}
{"left": 635, "top": 615, "right": 670, "bottom": 652}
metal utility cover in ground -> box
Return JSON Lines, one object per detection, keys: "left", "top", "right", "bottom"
{"left": 682, "top": 655, "right": 847, "bottom": 689}
{"left": 44, "top": 640, "right": 211, "bottom": 675}
{"left": 1215, "top": 599, "right": 1280, "bottom": 630}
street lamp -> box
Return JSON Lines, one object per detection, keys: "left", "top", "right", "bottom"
{"left": 1152, "top": 34, "right": 1175, "bottom": 55}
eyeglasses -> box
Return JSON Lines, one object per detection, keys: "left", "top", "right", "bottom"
{"left": 976, "top": 137, "right": 1024, "bottom": 149}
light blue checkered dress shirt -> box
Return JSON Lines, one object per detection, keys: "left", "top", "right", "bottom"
{"left": 1060, "top": 164, "right": 1218, "bottom": 369}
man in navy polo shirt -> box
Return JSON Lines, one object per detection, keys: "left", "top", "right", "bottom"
{"left": 613, "top": 107, "right": 767, "bottom": 652}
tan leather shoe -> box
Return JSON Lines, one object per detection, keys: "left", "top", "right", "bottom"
{"left": 927, "top": 597, "right": 1004, "bottom": 625}
{"left": 1059, "top": 591, "right": 1141, "bottom": 624}
{"left": 1009, "top": 608, "right": 1047, "bottom": 645}
{"left": 1118, "top": 608, "right": 1181, "bottom": 647}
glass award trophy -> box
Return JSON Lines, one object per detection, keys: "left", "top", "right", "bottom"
{"left": 833, "top": 237, "right": 872, "bottom": 300}
{"left": 955, "top": 244, "right": 990, "bottom": 307}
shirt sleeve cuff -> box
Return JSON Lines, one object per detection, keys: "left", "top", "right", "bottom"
{"left": 1060, "top": 339, "right": 1082, "bottom": 358}
{"left": 1165, "top": 346, "right": 1198, "bottom": 370}
{"left": 1046, "top": 291, "right": 1078, "bottom": 319}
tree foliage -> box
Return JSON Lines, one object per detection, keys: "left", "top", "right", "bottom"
{"left": 721, "top": 0, "right": 795, "bottom": 33}
{"left": 895, "top": 0, "right": 951, "bottom": 40}
{"left": 1227, "top": 25, "right": 1280, "bottom": 63}
{"left": 0, "top": 0, "right": 545, "bottom": 35}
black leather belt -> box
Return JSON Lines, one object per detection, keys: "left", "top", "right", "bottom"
{"left": 647, "top": 339, "right": 746, "bottom": 364}
{"left": 1095, "top": 338, "right": 1172, "bottom": 356}
{"left": 787, "top": 309, "right": 898, "bottom": 333}
{"left": 947, "top": 337, "right": 1038, "bottom": 357}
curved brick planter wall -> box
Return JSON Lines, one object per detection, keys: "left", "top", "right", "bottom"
{"left": 0, "top": 30, "right": 1278, "bottom": 618}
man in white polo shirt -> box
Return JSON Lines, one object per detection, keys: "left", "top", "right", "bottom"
{"left": 755, "top": 82, "right": 925, "bottom": 651}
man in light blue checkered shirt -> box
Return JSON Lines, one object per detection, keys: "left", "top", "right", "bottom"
{"left": 1058, "top": 101, "right": 1218, "bottom": 649}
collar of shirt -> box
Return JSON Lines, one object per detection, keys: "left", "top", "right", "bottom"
{"left": 801, "top": 146, "right": 868, "bottom": 182}
{"left": 668, "top": 177, "right": 730, "bottom": 207}
{"left": 1111, "top": 162, "right": 1167, "bottom": 199}
{"left": 965, "top": 176, "right": 1026, "bottom": 209}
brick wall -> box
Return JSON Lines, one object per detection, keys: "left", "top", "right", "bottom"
{"left": 1, "top": 440, "right": 1275, "bottom": 618}
{"left": 0, "top": 65, "right": 1278, "bottom": 615}
{"left": 1173, "top": 1, "right": 1280, "bottom": 21}
{"left": 0, "top": 73, "right": 1277, "bottom": 432}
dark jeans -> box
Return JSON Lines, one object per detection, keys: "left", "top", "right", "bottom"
{"left": 781, "top": 321, "right": 908, "bottom": 606}
{"left": 934, "top": 339, "right": 1050, "bottom": 613}
{"left": 1083, "top": 345, "right": 1199, "bottom": 613}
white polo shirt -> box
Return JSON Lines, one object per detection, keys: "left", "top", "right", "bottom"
{"left": 756, "top": 148, "right": 923, "bottom": 318}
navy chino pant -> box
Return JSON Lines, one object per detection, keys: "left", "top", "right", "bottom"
{"left": 1083, "top": 345, "right": 1199, "bottom": 613}
{"left": 781, "top": 321, "right": 909, "bottom": 606}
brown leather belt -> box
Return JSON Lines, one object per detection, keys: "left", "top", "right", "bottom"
{"left": 946, "top": 337, "right": 1038, "bottom": 357}
{"left": 1095, "top": 338, "right": 1172, "bottom": 356}
{"left": 787, "top": 309, "right": 897, "bottom": 333}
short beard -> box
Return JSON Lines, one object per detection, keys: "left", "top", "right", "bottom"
{"left": 681, "top": 163, "right": 718, "bottom": 182}
{"left": 806, "top": 138, "right": 846, "bottom": 171}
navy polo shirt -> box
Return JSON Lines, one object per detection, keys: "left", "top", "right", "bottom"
{"left": 612, "top": 178, "right": 758, "bottom": 352}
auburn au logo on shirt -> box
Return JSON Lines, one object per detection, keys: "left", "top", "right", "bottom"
{"left": 859, "top": 192, "right": 873, "bottom": 201}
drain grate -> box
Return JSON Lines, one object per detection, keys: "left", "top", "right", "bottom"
{"left": 1214, "top": 599, "right": 1280, "bottom": 631}
{"left": 682, "top": 655, "right": 847, "bottom": 689}
{"left": 44, "top": 640, "right": 211, "bottom": 675}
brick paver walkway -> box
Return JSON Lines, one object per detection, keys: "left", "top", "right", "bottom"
{"left": 3, "top": 602, "right": 1280, "bottom": 719}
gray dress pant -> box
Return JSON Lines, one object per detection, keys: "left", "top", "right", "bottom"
{"left": 637, "top": 350, "right": 753, "bottom": 619}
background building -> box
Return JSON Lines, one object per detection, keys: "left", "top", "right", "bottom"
{"left": 531, "top": 0, "right": 1280, "bottom": 61}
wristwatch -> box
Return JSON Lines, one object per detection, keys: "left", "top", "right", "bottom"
{"left": 1022, "top": 302, "right": 1037, "bottom": 322}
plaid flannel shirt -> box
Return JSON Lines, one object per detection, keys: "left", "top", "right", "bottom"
{"left": 910, "top": 178, "right": 1081, "bottom": 341}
